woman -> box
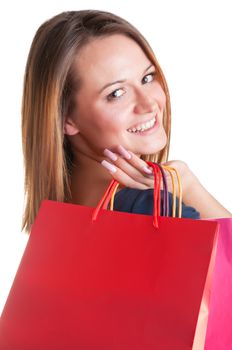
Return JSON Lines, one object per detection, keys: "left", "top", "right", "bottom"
{"left": 21, "top": 10, "right": 232, "bottom": 234}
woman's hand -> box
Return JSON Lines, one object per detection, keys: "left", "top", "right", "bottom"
{"left": 101, "top": 146, "right": 232, "bottom": 218}
{"left": 100, "top": 144, "right": 199, "bottom": 195}
{"left": 160, "top": 159, "right": 200, "bottom": 197}
{"left": 101, "top": 145, "right": 155, "bottom": 190}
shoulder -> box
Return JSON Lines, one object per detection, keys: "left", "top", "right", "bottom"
{"left": 113, "top": 187, "right": 200, "bottom": 219}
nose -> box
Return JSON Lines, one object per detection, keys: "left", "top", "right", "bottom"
{"left": 133, "top": 89, "right": 156, "bottom": 114}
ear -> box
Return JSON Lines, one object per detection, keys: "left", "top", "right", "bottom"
{"left": 63, "top": 117, "right": 79, "bottom": 136}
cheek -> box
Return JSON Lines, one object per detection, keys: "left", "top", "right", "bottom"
{"left": 93, "top": 103, "right": 126, "bottom": 132}
{"left": 153, "top": 82, "right": 166, "bottom": 109}
{"left": 85, "top": 109, "right": 121, "bottom": 136}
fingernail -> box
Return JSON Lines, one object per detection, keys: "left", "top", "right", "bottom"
{"left": 101, "top": 160, "right": 117, "bottom": 173}
{"left": 103, "top": 148, "right": 118, "bottom": 161}
{"left": 117, "top": 145, "right": 131, "bottom": 159}
{"left": 142, "top": 166, "right": 153, "bottom": 174}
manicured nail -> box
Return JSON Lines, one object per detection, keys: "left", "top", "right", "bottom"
{"left": 142, "top": 166, "right": 153, "bottom": 174}
{"left": 103, "top": 148, "right": 118, "bottom": 161}
{"left": 101, "top": 160, "right": 117, "bottom": 173}
{"left": 117, "top": 145, "right": 131, "bottom": 159}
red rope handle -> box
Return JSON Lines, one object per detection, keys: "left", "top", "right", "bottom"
{"left": 146, "top": 162, "right": 162, "bottom": 228}
{"left": 92, "top": 162, "right": 162, "bottom": 229}
{"left": 92, "top": 179, "right": 117, "bottom": 221}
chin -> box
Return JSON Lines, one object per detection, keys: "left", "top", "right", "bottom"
{"left": 137, "top": 133, "right": 168, "bottom": 157}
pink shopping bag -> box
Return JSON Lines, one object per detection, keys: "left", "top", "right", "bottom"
{"left": 205, "top": 217, "right": 232, "bottom": 349}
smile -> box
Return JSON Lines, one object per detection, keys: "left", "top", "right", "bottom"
{"left": 127, "top": 115, "right": 157, "bottom": 133}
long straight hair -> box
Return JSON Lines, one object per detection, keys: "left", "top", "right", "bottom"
{"left": 21, "top": 10, "right": 171, "bottom": 234}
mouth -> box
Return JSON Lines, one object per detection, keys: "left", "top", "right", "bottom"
{"left": 127, "top": 112, "right": 159, "bottom": 136}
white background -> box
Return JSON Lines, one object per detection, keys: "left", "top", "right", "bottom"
{"left": 0, "top": 0, "right": 231, "bottom": 315}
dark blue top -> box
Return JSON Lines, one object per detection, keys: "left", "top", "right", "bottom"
{"left": 113, "top": 187, "right": 200, "bottom": 219}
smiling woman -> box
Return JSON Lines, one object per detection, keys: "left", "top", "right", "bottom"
{"left": 21, "top": 10, "right": 231, "bottom": 234}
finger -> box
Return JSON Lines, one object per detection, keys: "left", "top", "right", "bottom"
{"left": 101, "top": 159, "right": 152, "bottom": 190}
{"left": 115, "top": 145, "right": 154, "bottom": 175}
{"left": 103, "top": 146, "right": 154, "bottom": 187}
{"left": 103, "top": 150, "right": 153, "bottom": 188}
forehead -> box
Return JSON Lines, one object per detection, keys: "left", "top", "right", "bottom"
{"left": 72, "top": 34, "right": 151, "bottom": 87}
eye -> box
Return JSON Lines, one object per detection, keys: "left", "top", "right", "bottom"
{"left": 106, "top": 71, "right": 157, "bottom": 102}
{"left": 107, "top": 88, "right": 124, "bottom": 102}
{"left": 142, "top": 71, "right": 156, "bottom": 84}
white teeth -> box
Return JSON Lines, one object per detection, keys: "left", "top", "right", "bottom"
{"left": 127, "top": 117, "right": 156, "bottom": 133}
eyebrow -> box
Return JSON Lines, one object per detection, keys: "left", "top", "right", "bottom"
{"left": 99, "top": 63, "right": 155, "bottom": 93}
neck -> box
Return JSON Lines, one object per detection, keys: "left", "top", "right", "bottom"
{"left": 69, "top": 153, "right": 119, "bottom": 207}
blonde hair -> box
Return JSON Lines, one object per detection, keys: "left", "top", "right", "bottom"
{"left": 21, "top": 10, "right": 171, "bottom": 234}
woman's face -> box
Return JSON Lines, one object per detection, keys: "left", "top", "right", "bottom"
{"left": 65, "top": 34, "right": 167, "bottom": 158}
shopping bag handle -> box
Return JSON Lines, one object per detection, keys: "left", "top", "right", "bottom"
{"left": 102, "top": 162, "right": 168, "bottom": 216}
{"left": 162, "top": 166, "right": 182, "bottom": 218}
{"left": 106, "top": 163, "right": 169, "bottom": 217}
{"left": 105, "top": 161, "right": 168, "bottom": 216}
{"left": 155, "top": 163, "right": 169, "bottom": 216}
{"left": 92, "top": 162, "right": 162, "bottom": 228}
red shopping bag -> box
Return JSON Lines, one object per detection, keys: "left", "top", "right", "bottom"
{"left": 0, "top": 163, "right": 218, "bottom": 350}
{"left": 204, "top": 217, "right": 232, "bottom": 349}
